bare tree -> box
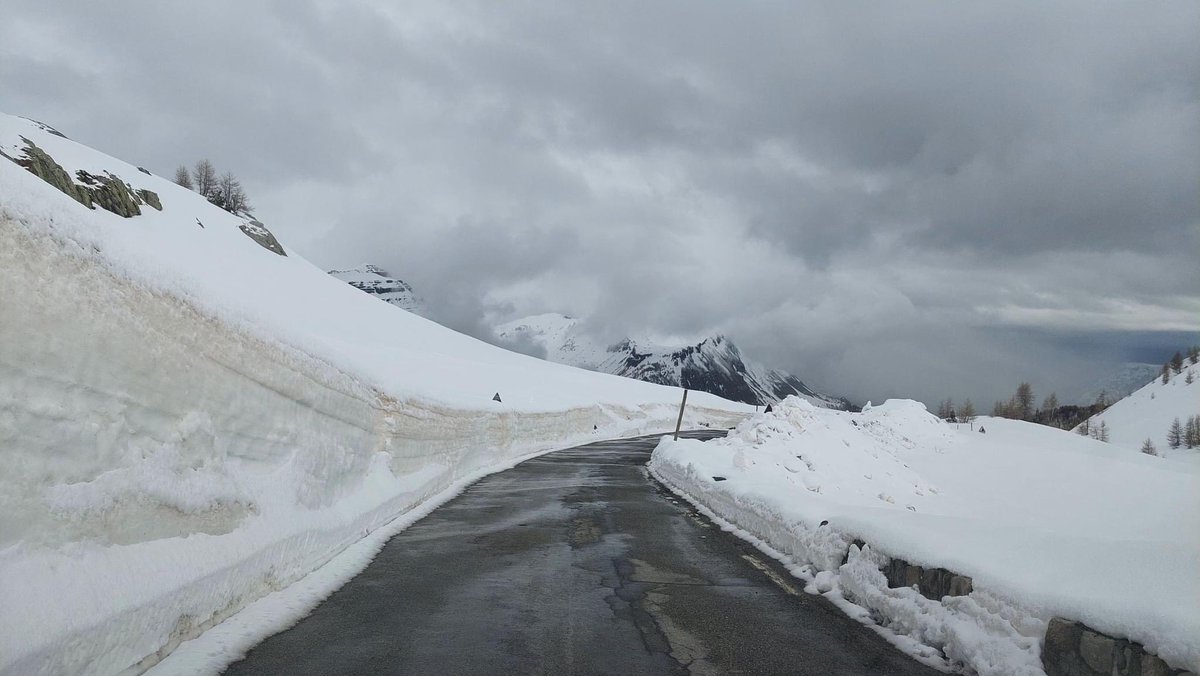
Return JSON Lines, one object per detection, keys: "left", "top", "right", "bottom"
{"left": 192, "top": 159, "right": 218, "bottom": 199}
{"left": 1141, "top": 438, "right": 1156, "bottom": 456}
{"left": 174, "top": 165, "right": 193, "bottom": 189}
{"left": 960, "top": 399, "right": 976, "bottom": 429}
{"left": 215, "top": 172, "right": 250, "bottom": 214}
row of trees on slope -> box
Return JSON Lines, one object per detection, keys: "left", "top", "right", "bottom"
{"left": 985, "top": 382, "right": 1106, "bottom": 431}
{"left": 1144, "top": 416, "right": 1200, "bottom": 456}
{"left": 1160, "top": 346, "right": 1199, "bottom": 384}
{"left": 174, "top": 160, "right": 250, "bottom": 214}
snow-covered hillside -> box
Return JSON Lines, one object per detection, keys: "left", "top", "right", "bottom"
{"left": 650, "top": 398, "right": 1200, "bottom": 674}
{"left": 0, "top": 114, "right": 749, "bottom": 675}
{"left": 1083, "top": 362, "right": 1200, "bottom": 461}
{"left": 495, "top": 312, "right": 850, "bottom": 409}
{"left": 328, "top": 264, "right": 423, "bottom": 313}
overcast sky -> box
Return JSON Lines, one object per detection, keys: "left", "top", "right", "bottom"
{"left": 3, "top": 1, "right": 1197, "bottom": 407}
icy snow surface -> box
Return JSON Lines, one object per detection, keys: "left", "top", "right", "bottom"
{"left": 649, "top": 397, "right": 1200, "bottom": 674}
{"left": 0, "top": 113, "right": 749, "bottom": 675}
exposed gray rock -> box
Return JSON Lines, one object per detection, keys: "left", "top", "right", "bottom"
{"left": 1044, "top": 617, "right": 1081, "bottom": 656}
{"left": 1141, "top": 652, "right": 1174, "bottom": 676}
{"left": 137, "top": 189, "right": 162, "bottom": 211}
{"left": 1079, "top": 630, "right": 1114, "bottom": 673}
{"left": 238, "top": 219, "right": 286, "bottom": 256}
{"left": 11, "top": 137, "right": 93, "bottom": 208}
{"left": 948, "top": 574, "right": 973, "bottom": 597}
{"left": 76, "top": 170, "right": 143, "bottom": 217}
{"left": 19, "top": 117, "right": 68, "bottom": 138}
{"left": 5, "top": 137, "right": 161, "bottom": 218}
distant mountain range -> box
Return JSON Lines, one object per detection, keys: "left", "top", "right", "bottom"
{"left": 327, "top": 267, "right": 851, "bottom": 408}
{"left": 496, "top": 313, "right": 852, "bottom": 409}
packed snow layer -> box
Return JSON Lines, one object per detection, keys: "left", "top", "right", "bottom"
{"left": 0, "top": 114, "right": 749, "bottom": 675}
{"left": 1085, "top": 365, "right": 1199, "bottom": 462}
{"left": 650, "top": 397, "right": 1200, "bottom": 674}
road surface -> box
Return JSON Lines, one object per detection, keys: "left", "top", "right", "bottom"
{"left": 226, "top": 431, "right": 939, "bottom": 675}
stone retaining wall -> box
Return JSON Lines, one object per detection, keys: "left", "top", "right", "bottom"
{"left": 1042, "top": 618, "right": 1192, "bottom": 676}
{"left": 876, "top": 551, "right": 1190, "bottom": 676}
{"left": 882, "top": 555, "right": 973, "bottom": 600}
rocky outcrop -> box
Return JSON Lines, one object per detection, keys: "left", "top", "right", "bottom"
{"left": 11, "top": 138, "right": 93, "bottom": 208}
{"left": 75, "top": 169, "right": 144, "bottom": 217}
{"left": 238, "top": 219, "right": 286, "bottom": 256}
{"left": 328, "top": 265, "right": 422, "bottom": 312}
{"left": 7, "top": 137, "right": 161, "bottom": 218}
{"left": 137, "top": 188, "right": 162, "bottom": 211}
{"left": 1042, "top": 618, "right": 1192, "bottom": 676}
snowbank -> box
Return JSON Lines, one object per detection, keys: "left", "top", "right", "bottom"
{"left": 650, "top": 397, "right": 1200, "bottom": 674}
{"left": 0, "top": 114, "right": 748, "bottom": 675}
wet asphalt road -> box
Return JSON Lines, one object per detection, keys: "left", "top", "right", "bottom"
{"left": 225, "top": 431, "right": 939, "bottom": 675}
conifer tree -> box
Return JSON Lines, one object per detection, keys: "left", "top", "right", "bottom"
{"left": 1162, "top": 363, "right": 1171, "bottom": 384}
{"left": 1167, "top": 418, "right": 1183, "bottom": 449}
{"left": 1171, "top": 351, "right": 1184, "bottom": 374}
{"left": 1141, "top": 438, "right": 1156, "bottom": 456}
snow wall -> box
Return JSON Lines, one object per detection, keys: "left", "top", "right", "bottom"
{"left": 0, "top": 218, "right": 745, "bottom": 675}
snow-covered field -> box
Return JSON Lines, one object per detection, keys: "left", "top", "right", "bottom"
{"left": 1084, "top": 364, "right": 1199, "bottom": 463}
{"left": 650, "top": 397, "right": 1200, "bottom": 675}
{"left": 0, "top": 114, "right": 749, "bottom": 675}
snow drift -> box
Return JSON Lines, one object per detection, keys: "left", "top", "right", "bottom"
{"left": 650, "top": 397, "right": 1200, "bottom": 674}
{"left": 0, "top": 114, "right": 748, "bottom": 675}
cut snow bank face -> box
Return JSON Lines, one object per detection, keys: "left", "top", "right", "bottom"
{"left": 0, "top": 113, "right": 749, "bottom": 675}
{"left": 650, "top": 396, "right": 1200, "bottom": 674}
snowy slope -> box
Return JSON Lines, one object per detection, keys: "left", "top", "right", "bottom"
{"left": 650, "top": 398, "right": 1200, "bottom": 674}
{"left": 495, "top": 312, "right": 849, "bottom": 408}
{"left": 0, "top": 113, "right": 750, "bottom": 675}
{"left": 1084, "top": 363, "right": 1200, "bottom": 461}
{"left": 328, "top": 264, "right": 423, "bottom": 313}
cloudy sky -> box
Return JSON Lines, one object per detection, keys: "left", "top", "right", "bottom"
{"left": 3, "top": 1, "right": 1197, "bottom": 407}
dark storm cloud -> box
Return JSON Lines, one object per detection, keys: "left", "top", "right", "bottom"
{"left": 3, "top": 0, "right": 1196, "bottom": 407}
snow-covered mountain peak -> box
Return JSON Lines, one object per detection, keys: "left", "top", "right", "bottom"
{"left": 328, "top": 263, "right": 423, "bottom": 314}
{"left": 496, "top": 312, "right": 850, "bottom": 409}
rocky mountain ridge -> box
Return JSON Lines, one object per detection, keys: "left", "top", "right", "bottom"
{"left": 327, "top": 264, "right": 423, "bottom": 314}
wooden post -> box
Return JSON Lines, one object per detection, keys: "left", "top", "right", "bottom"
{"left": 673, "top": 389, "right": 689, "bottom": 440}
